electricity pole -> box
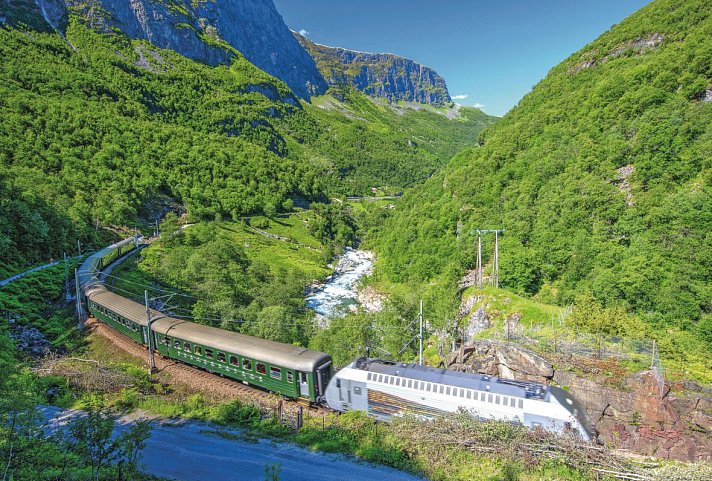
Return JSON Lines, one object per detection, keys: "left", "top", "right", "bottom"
{"left": 77, "top": 240, "right": 82, "bottom": 256}
{"left": 145, "top": 290, "right": 156, "bottom": 373}
{"left": 74, "top": 268, "right": 83, "bottom": 325}
{"left": 477, "top": 231, "right": 482, "bottom": 288}
{"left": 473, "top": 229, "right": 503, "bottom": 288}
{"left": 419, "top": 299, "right": 424, "bottom": 366}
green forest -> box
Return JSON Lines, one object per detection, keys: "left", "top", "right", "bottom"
{"left": 370, "top": 0, "right": 711, "bottom": 354}
{"left": 0, "top": 17, "right": 494, "bottom": 276}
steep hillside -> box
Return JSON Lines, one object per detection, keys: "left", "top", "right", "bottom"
{"left": 297, "top": 87, "right": 497, "bottom": 194}
{"left": 1, "top": 0, "right": 327, "bottom": 98}
{"left": 295, "top": 32, "right": 451, "bottom": 106}
{"left": 0, "top": 15, "right": 493, "bottom": 272}
{"left": 373, "top": 0, "right": 711, "bottom": 327}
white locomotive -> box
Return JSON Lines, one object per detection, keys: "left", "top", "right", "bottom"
{"left": 324, "top": 358, "right": 593, "bottom": 441}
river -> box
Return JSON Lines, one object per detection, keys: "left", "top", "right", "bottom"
{"left": 306, "top": 248, "right": 374, "bottom": 320}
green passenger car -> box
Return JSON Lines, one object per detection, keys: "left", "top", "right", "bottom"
{"left": 84, "top": 286, "right": 333, "bottom": 402}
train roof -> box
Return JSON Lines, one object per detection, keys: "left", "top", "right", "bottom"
{"left": 78, "top": 237, "right": 139, "bottom": 290}
{"left": 88, "top": 287, "right": 331, "bottom": 372}
{"left": 352, "top": 358, "right": 549, "bottom": 400}
{"left": 151, "top": 317, "right": 331, "bottom": 372}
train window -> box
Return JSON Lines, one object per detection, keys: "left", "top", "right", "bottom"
{"left": 184, "top": 343, "right": 191, "bottom": 352}
{"left": 367, "top": 373, "right": 373, "bottom": 381}
{"left": 287, "top": 371, "right": 294, "bottom": 383}
{"left": 217, "top": 352, "right": 226, "bottom": 363}
{"left": 439, "top": 385, "right": 444, "bottom": 394}
{"left": 194, "top": 346, "right": 202, "bottom": 355}
{"left": 445, "top": 387, "right": 450, "bottom": 395}
{"left": 488, "top": 394, "right": 493, "bottom": 403}
{"left": 378, "top": 375, "right": 383, "bottom": 383}
{"left": 256, "top": 363, "right": 266, "bottom": 375}
{"left": 270, "top": 367, "right": 281, "bottom": 380}
{"left": 164, "top": 337, "right": 171, "bottom": 346}
{"left": 205, "top": 349, "right": 213, "bottom": 359}
{"left": 510, "top": 397, "right": 516, "bottom": 407}
{"left": 354, "top": 387, "right": 361, "bottom": 395}
{"left": 389, "top": 377, "right": 394, "bottom": 385}
{"left": 495, "top": 395, "right": 500, "bottom": 404}
{"left": 460, "top": 389, "right": 465, "bottom": 397}
{"left": 229, "top": 355, "right": 238, "bottom": 366}
{"left": 408, "top": 380, "right": 413, "bottom": 389}
{"left": 518, "top": 399, "right": 523, "bottom": 409}
{"left": 174, "top": 340, "right": 181, "bottom": 349}
{"left": 336, "top": 379, "right": 341, "bottom": 388}
{"left": 242, "top": 359, "right": 252, "bottom": 370}
{"left": 466, "top": 390, "right": 471, "bottom": 399}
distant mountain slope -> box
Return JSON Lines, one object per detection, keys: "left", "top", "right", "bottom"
{"left": 0, "top": 17, "right": 494, "bottom": 267}
{"left": 295, "top": 32, "right": 451, "bottom": 106}
{"left": 373, "top": 0, "right": 712, "bottom": 323}
{"left": 0, "top": 0, "right": 327, "bottom": 98}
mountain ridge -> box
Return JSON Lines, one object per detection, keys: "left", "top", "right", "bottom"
{"left": 295, "top": 31, "right": 452, "bottom": 106}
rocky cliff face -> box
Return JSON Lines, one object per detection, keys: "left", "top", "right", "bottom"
{"left": 446, "top": 341, "right": 712, "bottom": 462}
{"left": 10, "top": 0, "right": 327, "bottom": 99}
{"left": 295, "top": 32, "right": 451, "bottom": 106}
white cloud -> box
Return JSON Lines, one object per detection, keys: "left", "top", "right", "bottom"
{"left": 472, "top": 102, "right": 485, "bottom": 109}
{"left": 451, "top": 94, "right": 468, "bottom": 100}
{"left": 298, "top": 29, "right": 309, "bottom": 37}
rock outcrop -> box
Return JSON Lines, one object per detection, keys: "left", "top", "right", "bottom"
{"left": 445, "top": 341, "right": 554, "bottom": 383}
{"left": 446, "top": 340, "right": 712, "bottom": 461}
{"left": 295, "top": 32, "right": 451, "bottom": 106}
{"left": 21, "top": 0, "right": 327, "bottom": 99}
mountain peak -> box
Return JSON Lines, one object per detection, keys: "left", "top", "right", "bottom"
{"left": 294, "top": 32, "right": 451, "bottom": 106}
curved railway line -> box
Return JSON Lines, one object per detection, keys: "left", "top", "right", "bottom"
{"left": 86, "top": 315, "right": 329, "bottom": 416}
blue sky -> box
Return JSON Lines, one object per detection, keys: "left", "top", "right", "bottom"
{"left": 273, "top": 0, "right": 651, "bottom": 116}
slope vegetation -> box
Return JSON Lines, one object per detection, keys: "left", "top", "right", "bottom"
{"left": 373, "top": 0, "right": 711, "bottom": 329}
{"left": 0, "top": 18, "right": 493, "bottom": 271}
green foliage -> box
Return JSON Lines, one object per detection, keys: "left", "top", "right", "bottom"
{"left": 372, "top": 0, "right": 712, "bottom": 345}
{"left": 0, "top": 18, "right": 492, "bottom": 273}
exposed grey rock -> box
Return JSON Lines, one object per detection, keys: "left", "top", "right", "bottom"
{"left": 62, "top": 0, "right": 327, "bottom": 99}
{"left": 295, "top": 32, "right": 451, "bottom": 106}
{"left": 10, "top": 324, "right": 51, "bottom": 357}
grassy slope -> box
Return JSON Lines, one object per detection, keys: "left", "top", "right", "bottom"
{"left": 370, "top": 0, "right": 711, "bottom": 338}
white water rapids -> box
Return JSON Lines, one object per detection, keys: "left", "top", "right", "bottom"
{"left": 306, "top": 248, "right": 374, "bottom": 320}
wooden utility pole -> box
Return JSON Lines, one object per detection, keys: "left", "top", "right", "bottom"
{"left": 145, "top": 290, "right": 156, "bottom": 373}
{"left": 419, "top": 300, "right": 424, "bottom": 365}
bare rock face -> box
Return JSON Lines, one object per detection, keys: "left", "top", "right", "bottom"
{"left": 295, "top": 31, "right": 451, "bottom": 106}
{"left": 447, "top": 340, "right": 712, "bottom": 461}
{"left": 63, "top": 0, "right": 327, "bottom": 99}
{"left": 554, "top": 370, "right": 712, "bottom": 461}
{"left": 445, "top": 341, "right": 553, "bottom": 383}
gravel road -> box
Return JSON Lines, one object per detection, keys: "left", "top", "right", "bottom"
{"left": 42, "top": 406, "right": 427, "bottom": 481}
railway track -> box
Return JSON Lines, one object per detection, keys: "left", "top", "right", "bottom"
{"left": 86, "top": 317, "right": 330, "bottom": 416}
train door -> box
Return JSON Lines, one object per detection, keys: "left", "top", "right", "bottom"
{"left": 336, "top": 378, "right": 351, "bottom": 410}
{"left": 298, "top": 372, "right": 310, "bottom": 397}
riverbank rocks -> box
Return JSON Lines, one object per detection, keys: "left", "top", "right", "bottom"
{"left": 445, "top": 341, "right": 554, "bottom": 383}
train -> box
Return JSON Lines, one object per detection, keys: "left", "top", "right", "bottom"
{"left": 78, "top": 237, "right": 593, "bottom": 440}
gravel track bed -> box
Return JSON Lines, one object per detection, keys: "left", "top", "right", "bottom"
{"left": 86, "top": 318, "right": 329, "bottom": 416}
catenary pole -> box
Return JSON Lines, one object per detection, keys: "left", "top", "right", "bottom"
{"left": 419, "top": 299, "right": 424, "bottom": 365}
{"left": 145, "top": 290, "right": 155, "bottom": 373}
